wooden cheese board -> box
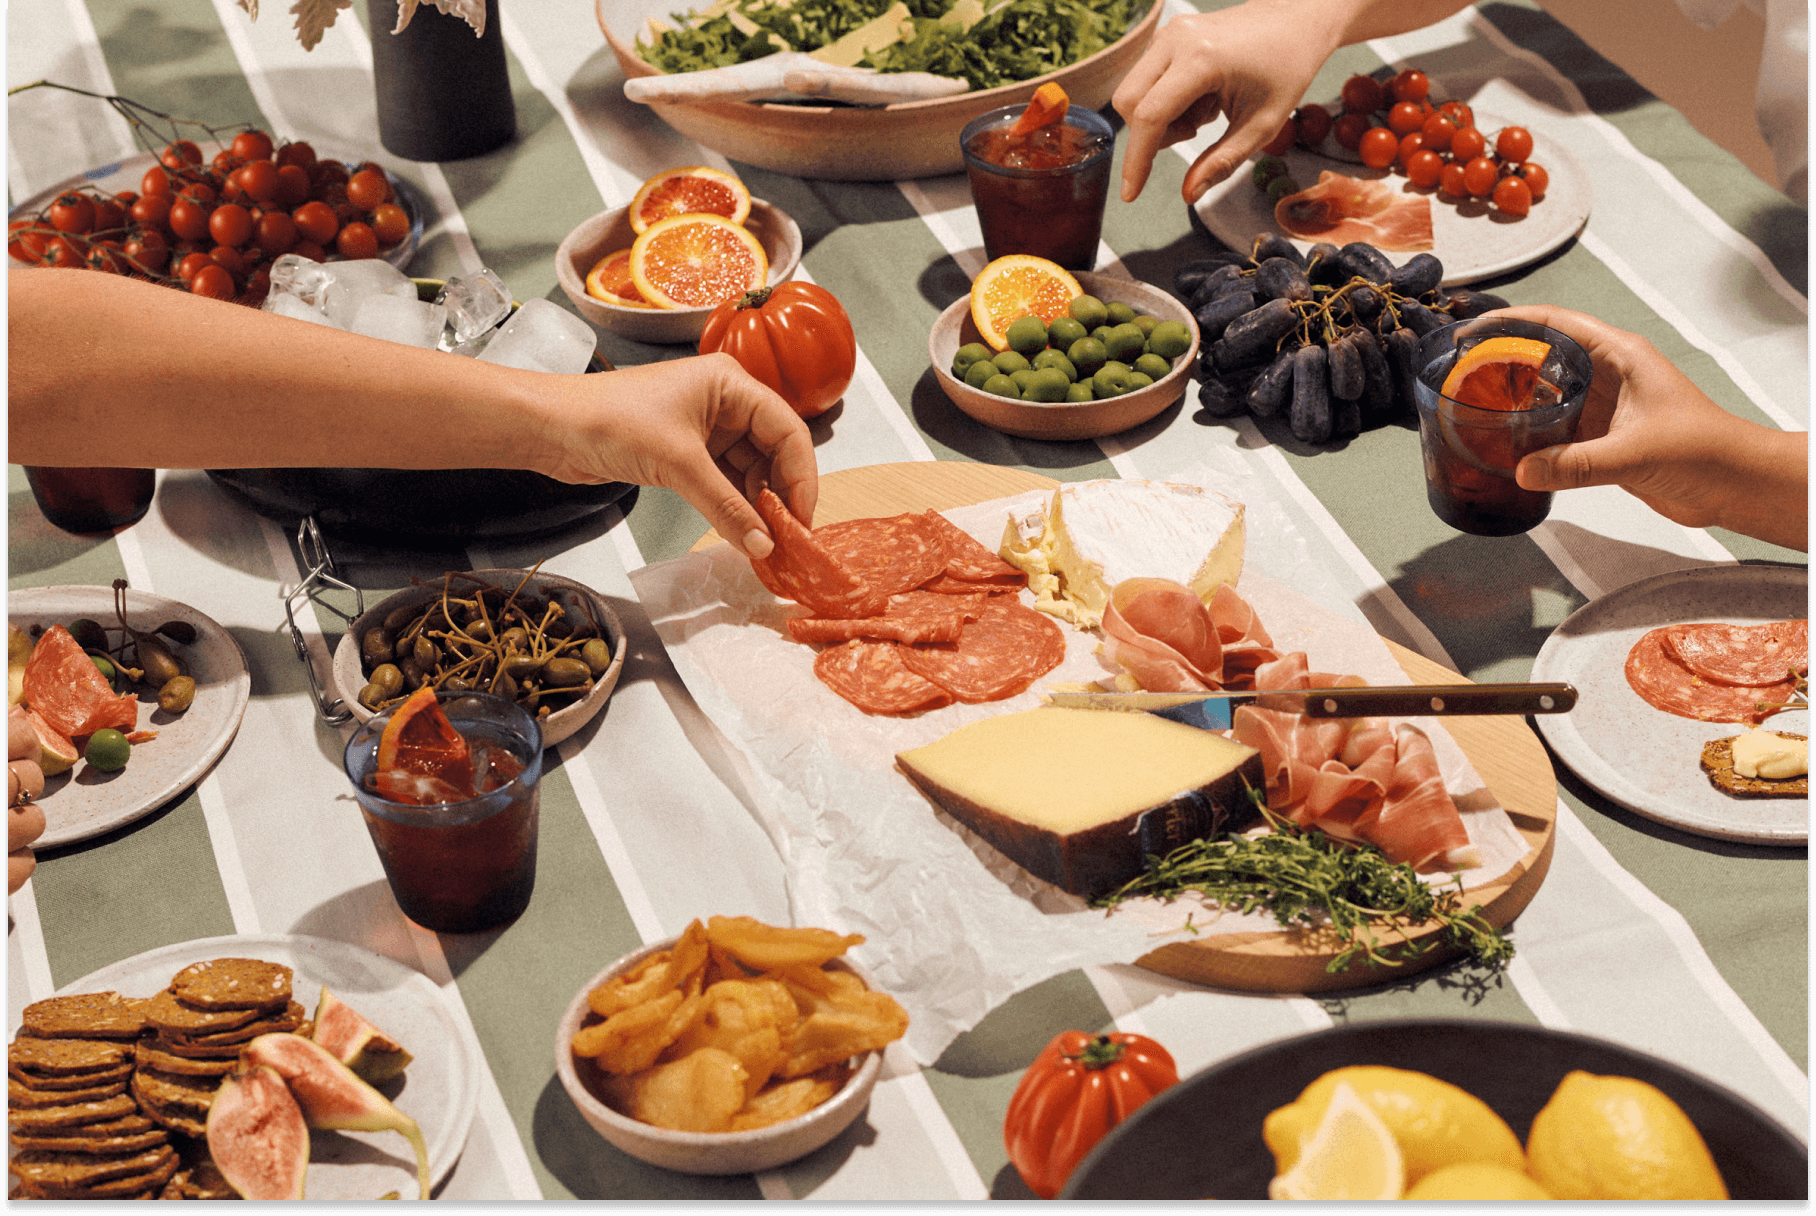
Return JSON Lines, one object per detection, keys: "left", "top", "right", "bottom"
{"left": 695, "top": 462, "right": 1557, "bottom": 994}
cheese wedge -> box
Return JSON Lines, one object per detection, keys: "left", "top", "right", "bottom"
{"left": 897, "top": 707, "right": 1262, "bottom": 898}
{"left": 998, "top": 480, "right": 1245, "bottom": 628}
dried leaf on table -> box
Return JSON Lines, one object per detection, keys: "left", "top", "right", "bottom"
{"left": 392, "top": 0, "right": 486, "bottom": 37}
{"left": 290, "top": 0, "right": 351, "bottom": 50}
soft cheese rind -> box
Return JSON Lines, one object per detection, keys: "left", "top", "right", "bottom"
{"left": 997, "top": 480, "right": 1245, "bottom": 628}
{"left": 896, "top": 707, "right": 1263, "bottom": 898}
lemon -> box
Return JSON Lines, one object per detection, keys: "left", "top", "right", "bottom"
{"left": 1263, "top": 1066, "right": 1524, "bottom": 1187}
{"left": 1267, "top": 1081, "right": 1405, "bottom": 1200}
{"left": 1525, "top": 1071, "right": 1727, "bottom": 1199}
{"left": 8, "top": 624, "right": 30, "bottom": 706}
{"left": 1403, "top": 1162, "right": 1553, "bottom": 1200}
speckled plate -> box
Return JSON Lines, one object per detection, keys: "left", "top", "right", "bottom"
{"left": 10, "top": 586, "right": 252, "bottom": 849}
{"left": 1191, "top": 112, "right": 1590, "bottom": 286}
{"left": 1529, "top": 565, "right": 1808, "bottom": 844}
{"left": 38, "top": 933, "right": 479, "bottom": 1199}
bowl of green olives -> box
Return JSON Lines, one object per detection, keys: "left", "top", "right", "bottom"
{"left": 927, "top": 270, "right": 1200, "bottom": 441}
{"left": 331, "top": 568, "right": 626, "bottom": 749}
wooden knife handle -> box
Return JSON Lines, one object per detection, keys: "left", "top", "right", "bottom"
{"left": 1281, "top": 683, "right": 1578, "bottom": 718}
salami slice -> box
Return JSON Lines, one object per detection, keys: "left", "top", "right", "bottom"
{"left": 813, "top": 640, "right": 952, "bottom": 715}
{"left": 919, "top": 572, "right": 1026, "bottom": 595}
{"left": 748, "top": 489, "right": 888, "bottom": 619}
{"left": 899, "top": 598, "right": 1066, "bottom": 703}
{"left": 917, "top": 510, "right": 1027, "bottom": 583}
{"left": 20, "top": 625, "right": 138, "bottom": 739}
{"left": 1662, "top": 619, "right": 1807, "bottom": 687}
{"left": 786, "top": 591, "right": 988, "bottom": 646}
{"left": 815, "top": 514, "right": 950, "bottom": 597}
{"left": 1625, "top": 628, "right": 1795, "bottom": 723}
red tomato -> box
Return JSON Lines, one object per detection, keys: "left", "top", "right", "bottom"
{"left": 1386, "top": 100, "right": 1426, "bottom": 136}
{"left": 1516, "top": 161, "right": 1549, "bottom": 199}
{"left": 1358, "top": 126, "right": 1400, "bottom": 169}
{"left": 274, "top": 164, "right": 312, "bottom": 209}
{"left": 141, "top": 166, "right": 175, "bottom": 198}
{"left": 335, "top": 221, "right": 379, "bottom": 260}
{"left": 130, "top": 194, "right": 172, "bottom": 231}
{"left": 1406, "top": 148, "right": 1444, "bottom": 188}
{"left": 369, "top": 202, "right": 409, "bottom": 246}
{"left": 1439, "top": 160, "right": 1470, "bottom": 198}
{"left": 1003, "top": 1031, "right": 1179, "bottom": 1199}
{"left": 209, "top": 202, "right": 254, "bottom": 248}
{"left": 1340, "top": 74, "right": 1385, "bottom": 115}
{"left": 161, "top": 139, "right": 202, "bottom": 171}
{"left": 237, "top": 158, "right": 280, "bottom": 204}
{"left": 1449, "top": 125, "right": 1487, "bottom": 162}
{"left": 275, "top": 140, "right": 316, "bottom": 169}
{"left": 168, "top": 196, "right": 211, "bottom": 243}
{"left": 292, "top": 200, "right": 340, "bottom": 246}
{"left": 123, "top": 231, "right": 169, "bottom": 273}
{"left": 1395, "top": 131, "right": 1425, "bottom": 171}
{"left": 1492, "top": 174, "right": 1533, "bottom": 215}
{"left": 209, "top": 244, "right": 247, "bottom": 276}
{"left": 189, "top": 263, "right": 235, "bottom": 300}
{"left": 347, "top": 167, "right": 391, "bottom": 211}
{"left": 289, "top": 240, "right": 327, "bottom": 263}
{"left": 254, "top": 210, "right": 297, "bottom": 256}
{"left": 176, "top": 250, "right": 214, "bottom": 282}
{"left": 1260, "top": 119, "right": 1297, "bottom": 157}
{"left": 91, "top": 197, "right": 128, "bottom": 234}
{"left": 698, "top": 282, "right": 857, "bottom": 419}
{"left": 1495, "top": 125, "right": 1534, "bottom": 163}
{"left": 1333, "top": 111, "right": 1370, "bottom": 151}
{"left": 1462, "top": 155, "right": 1500, "bottom": 198}
{"left": 1390, "top": 69, "right": 1431, "bottom": 103}
{"left": 1420, "top": 113, "right": 1456, "bottom": 153}
{"left": 1294, "top": 102, "right": 1333, "bottom": 145}
{"left": 1438, "top": 100, "right": 1474, "bottom": 130}
{"left": 231, "top": 129, "right": 275, "bottom": 161}
{"left": 48, "top": 192, "right": 95, "bottom": 235}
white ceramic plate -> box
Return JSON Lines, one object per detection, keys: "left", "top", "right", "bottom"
{"left": 35, "top": 933, "right": 481, "bottom": 1200}
{"left": 8, "top": 145, "right": 425, "bottom": 271}
{"left": 1530, "top": 565, "right": 1808, "bottom": 845}
{"left": 10, "top": 586, "right": 252, "bottom": 848}
{"left": 1191, "top": 112, "right": 1590, "bottom": 286}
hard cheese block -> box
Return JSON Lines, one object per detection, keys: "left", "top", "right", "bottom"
{"left": 998, "top": 480, "right": 1245, "bottom": 628}
{"left": 896, "top": 707, "right": 1263, "bottom": 898}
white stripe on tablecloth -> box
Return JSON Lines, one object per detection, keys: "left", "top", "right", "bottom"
{"left": 7, "top": 0, "right": 136, "bottom": 199}
{"left": 8, "top": 879, "right": 55, "bottom": 1008}
{"left": 879, "top": 1041, "right": 991, "bottom": 1199}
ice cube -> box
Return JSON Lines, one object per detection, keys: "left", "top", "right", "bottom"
{"left": 447, "top": 329, "right": 494, "bottom": 359}
{"left": 320, "top": 258, "right": 416, "bottom": 328}
{"left": 437, "top": 269, "right": 512, "bottom": 343}
{"left": 350, "top": 294, "right": 446, "bottom": 348}
{"left": 476, "top": 299, "right": 596, "bottom": 375}
{"left": 268, "top": 254, "right": 333, "bottom": 308}
{"left": 262, "top": 289, "right": 340, "bottom": 328}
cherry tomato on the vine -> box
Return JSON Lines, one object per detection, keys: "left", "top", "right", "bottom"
{"left": 161, "top": 140, "right": 202, "bottom": 171}
{"left": 289, "top": 240, "right": 327, "bottom": 263}
{"left": 1438, "top": 101, "right": 1474, "bottom": 130}
{"left": 274, "top": 164, "right": 312, "bottom": 209}
{"left": 231, "top": 129, "right": 275, "bottom": 162}
{"left": 1333, "top": 111, "right": 1371, "bottom": 151}
{"left": 209, "top": 244, "right": 247, "bottom": 276}
{"left": 1491, "top": 174, "right": 1533, "bottom": 215}
{"left": 1358, "top": 126, "right": 1400, "bottom": 169}
{"left": 335, "top": 221, "right": 379, "bottom": 260}
{"left": 1294, "top": 102, "right": 1333, "bottom": 145}
{"left": 176, "top": 250, "right": 215, "bottom": 282}
{"left": 48, "top": 192, "right": 96, "bottom": 235}
{"left": 189, "top": 263, "right": 235, "bottom": 299}
{"left": 91, "top": 197, "right": 128, "bottom": 233}
{"left": 1462, "top": 155, "right": 1500, "bottom": 198}
{"left": 1340, "top": 74, "right": 1386, "bottom": 115}
{"left": 1495, "top": 125, "right": 1534, "bottom": 163}
{"left": 347, "top": 167, "right": 391, "bottom": 211}
{"left": 1449, "top": 125, "right": 1487, "bottom": 162}
{"left": 237, "top": 158, "right": 280, "bottom": 204}
{"left": 1260, "top": 119, "right": 1296, "bottom": 157}
{"left": 255, "top": 211, "right": 298, "bottom": 256}
{"left": 369, "top": 203, "right": 409, "bottom": 247}
{"left": 123, "top": 231, "right": 169, "bottom": 273}
{"left": 1405, "top": 149, "right": 1445, "bottom": 188}
{"left": 292, "top": 200, "right": 339, "bottom": 246}
{"left": 130, "top": 195, "right": 172, "bottom": 231}
{"left": 1395, "top": 131, "right": 1425, "bottom": 171}
{"left": 1439, "top": 160, "right": 1470, "bottom": 198}
{"left": 209, "top": 203, "right": 253, "bottom": 248}
{"left": 1420, "top": 113, "right": 1456, "bottom": 153}
{"left": 141, "top": 166, "right": 175, "bottom": 198}
{"left": 1386, "top": 100, "right": 1426, "bottom": 136}
{"left": 275, "top": 140, "right": 317, "bottom": 169}
{"left": 1390, "top": 69, "right": 1431, "bottom": 103}
{"left": 179, "top": 181, "right": 217, "bottom": 206}
{"left": 1515, "top": 161, "right": 1549, "bottom": 199}
{"left": 168, "top": 196, "right": 211, "bottom": 243}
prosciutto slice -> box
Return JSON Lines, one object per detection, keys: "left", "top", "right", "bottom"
{"left": 1275, "top": 171, "right": 1434, "bottom": 252}
{"left": 1099, "top": 579, "right": 1281, "bottom": 692}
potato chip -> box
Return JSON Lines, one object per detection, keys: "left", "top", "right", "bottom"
{"left": 588, "top": 921, "right": 711, "bottom": 1020}
{"left": 572, "top": 989, "right": 693, "bottom": 1075}
{"left": 664, "top": 979, "right": 798, "bottom": 1099}
{"left": 706, "top": 916, "right": 865, "bottom": 972}
{"left": 606, "top": 1047, "right": 749, "bottom": 1133}
{"left": 728, "top": 1074, "right": 841, "bottom": 1132}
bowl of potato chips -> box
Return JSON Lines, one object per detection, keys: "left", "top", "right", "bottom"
{"left": 555, "top": 916, "right": 908, "bottom": 1175}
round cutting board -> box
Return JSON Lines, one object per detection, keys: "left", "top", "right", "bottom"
{"left": 696, "top": 462, "right": 1557, "bottom": 992}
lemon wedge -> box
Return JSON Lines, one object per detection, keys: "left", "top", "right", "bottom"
{"left": 1267, "top": 1080, "right": 1404, "bottom": 1200}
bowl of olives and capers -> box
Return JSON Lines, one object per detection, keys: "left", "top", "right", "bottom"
{"left": 331, "top": 568, "right": 626, "bottom": 749}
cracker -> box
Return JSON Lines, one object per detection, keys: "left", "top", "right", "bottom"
{"left": 1700, "top": 733, "right": 1809, "bottom": 798}
{"left": 132, "top": 1040, "right": 238, "bottom": 1078}
{"left": 17, "top": 992, "right": 150, "bottom": 1041}
{"left": 8, "top": 1075, "right": 130, "bottom": 1107}
{"left": 167, "top": 958, "right": 293, "bottom": 1011}
{"left": 9, "top": 1036, "right": 134, "bottom": 1075}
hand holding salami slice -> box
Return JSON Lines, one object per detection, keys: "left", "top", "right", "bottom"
{"left": 748, "top": 488, "right": 889, "bottom": 619}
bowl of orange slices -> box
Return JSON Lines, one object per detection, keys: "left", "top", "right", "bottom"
{"left": 557, "top": 166, "right": 803, "bottom": 345}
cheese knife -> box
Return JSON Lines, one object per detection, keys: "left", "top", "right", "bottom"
{"left": 1042, "top": 683, "right": 1577, "bottom": 731}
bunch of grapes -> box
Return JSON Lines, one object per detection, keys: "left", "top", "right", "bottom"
{"left": 8, "top": 127, "right": 407, "bottom": 305}
{"left": 1180, "top": 234, "right": 1507, "bottom": 443}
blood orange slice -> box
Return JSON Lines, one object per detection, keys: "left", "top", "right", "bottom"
{"left": 628, "top": 166, "right": 752, "bottom": 235}
{"left": 968, "top": 255, "right": 1082, "bottom": 351}
{"left": 373, "top": 687, "right": 472, "bottom": 801}
{"left": 1440, "top": 335, "right": 1554, "bottom": 411}
{"left": 629, "top": 214, "right": 769, "bottom": 311}
{"left": 584, "top": 248, "right": 654, "bottom": 309}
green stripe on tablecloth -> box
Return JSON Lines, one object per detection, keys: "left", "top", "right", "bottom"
{"left": 32, "top": 790, "right": 237, "bottom": 988}
{"left": 435, "top": 761, "right": 761, "bottom": 1199}
{"left": 83, "top": 0, "right": 271, "bottom": 134}
{"left": 9, "top": 469, "right": 133, "bottom": 591}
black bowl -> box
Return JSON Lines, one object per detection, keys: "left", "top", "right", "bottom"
{"left": 1060, "top": 1019, "right": 1807, "bottom": 1200}
{"left": 205, "top": 280, "right": 635, "bottom": 546}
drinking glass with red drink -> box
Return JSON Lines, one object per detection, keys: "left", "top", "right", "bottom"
{"left": 1413, "top": 318, "right": 1591, "bottom": 536}
{"left": 22, "top": 466, "right": 156, "bottom": 534}
{"left": 961, "top": 104, "right": 1114, "bottom": 271}
{"left": 344, "top": 689, "right": 542, "bottom": 933}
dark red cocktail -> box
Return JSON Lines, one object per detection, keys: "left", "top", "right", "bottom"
{"left": 961, "top": 104, "right": 1114, "bottom": 271}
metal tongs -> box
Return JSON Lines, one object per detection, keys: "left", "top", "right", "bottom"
{"left": 280, "top": 517, "right": 361, "bottom": 725}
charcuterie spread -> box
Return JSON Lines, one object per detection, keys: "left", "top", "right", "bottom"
{"left": 1623, "top": 618, "right": 1807, "bottom": 724}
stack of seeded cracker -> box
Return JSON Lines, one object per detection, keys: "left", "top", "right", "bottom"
{"left": 9, "top": 958, "right": 304, "bottom": 1200}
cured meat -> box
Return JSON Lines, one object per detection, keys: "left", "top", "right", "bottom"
{"left": 814, "top": 514, "right": 950, "bottom": 597}
{"left": 920, "top": 572, "right": 1026, "bottom": 595}
{"left": 813, "top": 641, "right": 952, "bottom": 715}
{"left": 748, "top": 488, "right": 889, "bottom": 619}
{"left": 899, "top": 598, "right": 1065, "bottom": 703}
{"left": 1626, "top": 627, "right": 1794, "bottom": 723}
{"left": 1099, "top": 580, "right": 1281, "bottom": 692}
{"left": 20, "top": 625, "right": 138, "bottom": 739}
{"left": 917, "top": 510, "right": 1027, "bottom": 584}
{"left": 1662, "top": 619, "right": 1807, "bottom": 687}
{"left": 786, "top": 591, "right": 987, "bottom": 646}
{"left": 1275, "top": 170, "right": 1434, "bottom": 252}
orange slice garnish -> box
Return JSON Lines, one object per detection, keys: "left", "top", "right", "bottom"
{"left": 628, "top": 166, "right": 752, "bottom": 235}
{"left": 374, "top": 687, "right": 472, "bottom": 793}
{"left": 585, "top": 247, "right": 655, "bottom": 309}
{"left": 968, "top": 254, "right": 1082, "bottom": 351}
{"left": 1440, "top": 335, "right": 1554, "bottom": 411}
{"left": 629, "top": 214, "right": 769, "bottom": 311}
{"left": 1009, "top": 82, "right": 1071, "bottom": 139}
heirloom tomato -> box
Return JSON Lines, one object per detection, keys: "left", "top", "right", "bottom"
{"left": 1003, "top": 1030, "right": 1179, "bottom": 1199}
{"left": 697, "top": 282, "right": 856, "bottom": 419}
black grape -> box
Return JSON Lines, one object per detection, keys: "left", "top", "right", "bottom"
{"left": 1388, "top": 252, "right": 1443, "bottom": 298}
{"left": 1197, "top": 370, "right": 1254, "bottom": 417}
{"left": 1382, "top": 326, "right": 1421, "bottom": 411}
{"left": 1289, "top": 345, "right": 1333, "bottom": 443}
{"left": 1355, "top": 329, "right": 1396, "bottom": 422}
{"left": 1399, "top": 298, "right": 1445, "bottom": 337}
{"left": 1327, "top": 331, "right": 1365, "bottom": 400}
{"left": 1175, "top": 254, "right": 1248, "bottom": 296}
{"left": 1193, "top": 290, "right": 1258, "bottom": 342}
{"left": 1348, "top": 284, "right": 1384, "bottom": 323}
{"left": 1213, "top": 298, "right": 1301, "bottom": 370}
{"left": 1442, "top": 288, "right": 1509, "bottom": 319}
{"left": 1335, "top": 241, "right": 1394, "bottom": 283}
{"left": 1251, "top": 232, "right": 1305, "bottom": 268}
{"left": 1304, "top": 242, "right": 1345, "bottom": 287}
{"left": 1247, "top": 347, "right": 1296, "bottom": 418}
{"left": 1254, "top": 257, "right": 1312, "bottom": 303}
{"left": 1186, "top": 263, "right": 1245, "bottom": 308}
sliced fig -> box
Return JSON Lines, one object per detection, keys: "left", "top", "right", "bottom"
{"left": 240, "top": 1033, "right": 431, "bottom": 1200}
{"left": 205, "top": 1065, "right": 309, "bottom": 1201}
{"left": 312, "top": 987, "right": 414, "bottom": 1085}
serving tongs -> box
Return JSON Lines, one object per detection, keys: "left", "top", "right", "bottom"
{"left": 281, "top": 517, "right": 361, "bottom": 725}
{"left": 1043, "top": 683, "right": 1577, "bottom": 731}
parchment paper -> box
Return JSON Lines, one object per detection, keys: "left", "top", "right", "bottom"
{"left": 631, "top": 461, "right": 1529, "bottom": 1062}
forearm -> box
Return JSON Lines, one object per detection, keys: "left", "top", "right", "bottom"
{"left": 1241, "top": 0, "right": 1476, "bottom": 60}
{"left": 1708, "top": 425, "right": 1808, "bottom": 551}
{"left": 8, "top": 270, "right": 562, "bottom": 474}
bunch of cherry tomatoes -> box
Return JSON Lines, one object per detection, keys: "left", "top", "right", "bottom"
{"left": 1262, "top": 69, "right": 1549, "bottom": 217}
{"left": 7, "top": 128, "right": 407, "bottom": 304}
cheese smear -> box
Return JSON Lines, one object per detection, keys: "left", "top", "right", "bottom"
{"left": 998, "top": 480, "right": 1245, "bottom": 628}
{"left": 1731, "top": 729, "right": 1808, "bottom": 780}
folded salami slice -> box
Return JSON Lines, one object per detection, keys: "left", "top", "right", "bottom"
{"left": 899, "top": 598, "right": 1065, "bottom": 703}
{"left": 919, "top": 572, "right": 1026, "bottom": 595}
{"left": 813, "top": 640, "right": 952, "bottom": 715}
{"left": 749, "top": 488, "right": 889, "bottom": 619}
{"left": 815, "top": 514, "right": 951, "bottom": 597}
{"left": 1662, "top": 619, "right": 1807, "bottom": 687}
{"left": 1626, "top": 627, "right": 1795, "bottom": 723}
{"left": 786, "top": 590, "right": 990, "bottom": 646}
{"left": 918, "top": 510, "right": 1027, "bottom": 583}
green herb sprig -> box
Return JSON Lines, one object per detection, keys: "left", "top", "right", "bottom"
{"left": 1094, "top": 801, "right": 1514, "bottom": 975}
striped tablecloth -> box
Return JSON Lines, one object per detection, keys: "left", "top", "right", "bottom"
{"left": 8, "top": 0, "right": 1807, "bottom": 1198}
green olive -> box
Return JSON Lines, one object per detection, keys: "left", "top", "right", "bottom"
{"left": 501, "top": 653, "right": 541, "bottom": 681}
{"left": 155, "top": 620, "right": 198, "bottom": 646}
{"left": 383, "top": 605, "right": 419, "bottom": 635}
{"left": 68, "top": 618, "right": 109, "bottom": 652}
{"left": 157, "top": 675, "right": 196, "bottom": 714}
{"left": 581, "top": 637, "right": 613, "bottom": 676}
{"left": 91, "top": 654, "right": 118, "bottom": 684}
{"left": 412, "top": 635, "right": 439, "bottom": 672}
{"left": 541, "top": 657, "right": 592, "bottom": 688}
{"left": 500, "top": 626, "right": 531, "bottom": 653}
{"left": 370, "top": 663, "right": 404, "bottom": 698}
{"left": 361, "top": 628, "right": 394, "bottom": 669}
{"left": 137, "top": 637, "right": 183, "bottom": 687}
{"left": 358, "top": 682, "right": 389, "bottom": 711}
{"left": 85, "top": 728, "right": 130, "bottom": 773}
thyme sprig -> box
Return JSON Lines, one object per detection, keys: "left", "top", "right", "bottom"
{"left": 1095, "top": 799, "right": 1514, "bottom": 975}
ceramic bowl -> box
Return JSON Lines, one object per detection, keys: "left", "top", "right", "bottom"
{"left": 331, "top": 568, "right": 625, "bottom": 749}
{"left": 555, "top": 199, "right": 802, "bottom": 345}
{"left": 596, "top": 0, "right": 1162, "bottom": 181}
{"left": 929, "top": 270, "right": 1200, "bottom": 441}
{"left": 554, "top": 937, "right": 885, "bottom": 1175}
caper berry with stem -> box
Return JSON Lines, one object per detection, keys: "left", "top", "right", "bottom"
{"left": 69, "top": 618, "right": 109, "bottom": 652}
{"left": 369, "top": 663, "right": 404, "bottom": 698}
{"left": 581, "top": 637, "right": 612, "bottom": 676}
{"left": 358, "top": 682, "right": 389, "bottom": 711}
{"left": 362, "top": 628, "right": 394, "bottom": 669}
{"left": 155, "top": 620, "right": 198, "bottom": 645}
{"left": 158, "top": 675, "right": 196, "bottom": 713}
